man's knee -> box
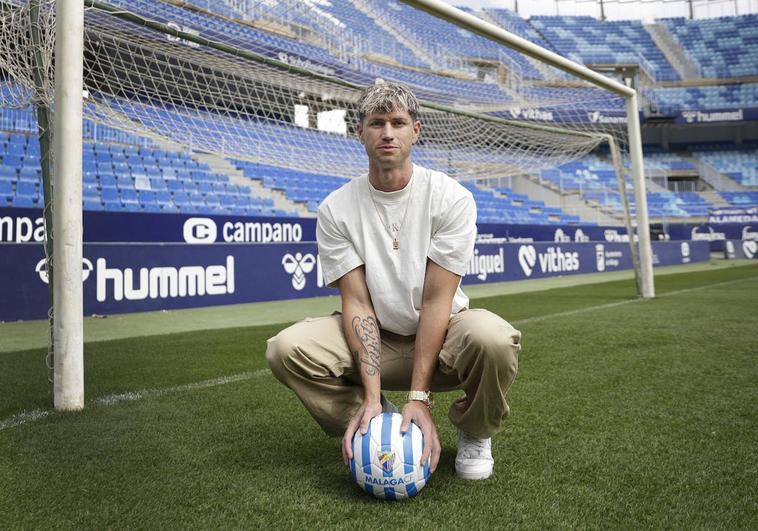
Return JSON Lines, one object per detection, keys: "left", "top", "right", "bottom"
{"left": 265, "top": 325, "right": 302, "bottom": 379}
{"left": 464, "top": 313, "right": 521, "bottom": 376}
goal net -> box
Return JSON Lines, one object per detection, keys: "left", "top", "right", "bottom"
{"left": 0, "top": 0, "right": 634, "bottom": 196}
{"left": 0, "top": 0, "right": 652, "bottom": 406}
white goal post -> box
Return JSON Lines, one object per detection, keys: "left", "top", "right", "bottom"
{"left": 53, "top": 0, "right": 84, "bottom": 410}
{"left": 399, "top": 0, "right": 655, "bottom": 298}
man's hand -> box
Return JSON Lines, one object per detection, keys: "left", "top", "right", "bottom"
{"left": 400, "top": 400, "right": 441, "bottom": 473}
{"left": 342, "top": 400, "right": 383, "bottom": 465}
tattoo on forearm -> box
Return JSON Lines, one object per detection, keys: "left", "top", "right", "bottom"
{"left": 352, "top": 316, "right": 381, "bottom": 376}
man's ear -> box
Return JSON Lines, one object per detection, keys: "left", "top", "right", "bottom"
{"left": 356, "top": 122, "right": 364, "bottom": 143}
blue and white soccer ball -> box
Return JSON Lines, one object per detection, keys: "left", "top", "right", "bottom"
{"left": 349, "top": 412, "right": 430, "bottom": 500}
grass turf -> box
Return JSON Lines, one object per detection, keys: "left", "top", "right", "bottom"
{"left": 1, "top": 263, "right": 757, "bottom": 528}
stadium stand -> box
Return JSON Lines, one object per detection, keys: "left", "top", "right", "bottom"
{"left": 528, "top": 16, "right": 680, "bottom": 81}
{"left": 2, "top": 2, "right": 757, "bottom": 226}
{"left": 647, "top": 83, "right": 758, "bottom": 113}
{"left": 483, "top": 8, "right": 556, "bottom": 53}
{"left": 690, "top": 145, "right": 758, "bottom": 187}
{"left": 660, "top": 14, "right": 758, "bottom": 78}
{"left": 0, "top": 130, "right": 297, "bottom": 216}
{"left": 720, "top": 191, "right": 758, "bottom": 206}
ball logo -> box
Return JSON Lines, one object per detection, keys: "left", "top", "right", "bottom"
{"left": 377, "top": 451, "right": 396, "bottom": 473}
{"left": 518, "top": 245, "right": 537, "bottom": 277}
{"left": 35, "top": 258, "right": 93, "bottom": 284}
{"left": 282, "top": 252, "right": 316, "bottom": 290}
{"left": 743, "top": 240, "right": 757, "bottom": 259}
{"left": 183, "top": 217, "right": 217, "bottom": 244}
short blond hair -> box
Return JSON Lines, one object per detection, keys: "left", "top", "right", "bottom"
{"left": 357, "top": 82, "right": 419, "bottom": 122}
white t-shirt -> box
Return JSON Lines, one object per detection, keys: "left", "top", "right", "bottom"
{"left": 317, "top": 164, "right": 477, "bottom": 335}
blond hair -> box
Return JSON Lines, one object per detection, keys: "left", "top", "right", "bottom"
{"left": 357, "top": 82, "right": 419, "bottom": 122}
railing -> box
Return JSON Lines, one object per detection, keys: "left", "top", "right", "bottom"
{"left": 644, "top": 22, "right": 702, "bottom": 80}
{"left": 687, "top": 155, "right": 744, "bottom": 192}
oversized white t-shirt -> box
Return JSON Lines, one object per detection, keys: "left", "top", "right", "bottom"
{"left": 317, "top": 164, "right": 477, "bottom": 335}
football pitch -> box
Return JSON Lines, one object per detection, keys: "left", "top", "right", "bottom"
{"left": 1, "top": 261, "right": 757, "bottom": 529}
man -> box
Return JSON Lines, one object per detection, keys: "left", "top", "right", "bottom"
{"left": 266, "top": 82, "right": 521, "bottom": 480}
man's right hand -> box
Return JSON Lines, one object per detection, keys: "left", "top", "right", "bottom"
{"left": 342, "top": 400, "right": 383, "bottom": 464}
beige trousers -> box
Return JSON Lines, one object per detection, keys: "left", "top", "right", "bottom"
{"left": 265, "top": 308, "right": 521, "bottom": 439}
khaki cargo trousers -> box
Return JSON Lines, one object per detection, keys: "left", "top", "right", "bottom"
{"left": 265, "top": 308, "right": 521, "bottom": 439}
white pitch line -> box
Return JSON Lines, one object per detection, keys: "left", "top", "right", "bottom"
{"left": 2, "top": 275, "right": 755, "bottom": 433}
{"left": 0, "top": 409, "right": 51, "bottom": 432}
{"left": 0, "top": 369, "right": 271, "bottom": 433}
{"left": 93, "top": 370, "right": 269, "bottom": 406}
{"left": 511, "top": 276, "right": 756, "bottom": 326}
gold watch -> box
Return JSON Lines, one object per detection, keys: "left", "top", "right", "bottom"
{"left": 407, "top": 390, "right": 434, "bottom": 409}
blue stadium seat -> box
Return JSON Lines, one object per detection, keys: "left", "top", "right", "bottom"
{"left": 0, "top": 166, "right": 18, "bottom": 180}
{"left": 15, "top": 181, "right": 36, "bottom": 198}
{"left": 12, "top": 195, "right": 37, "bottom": 208}
{"left": 0, "top": 180, "right": 13, "bottom": 200}
{"left": 83, "top": 198, "right": 104, "bottom": 211}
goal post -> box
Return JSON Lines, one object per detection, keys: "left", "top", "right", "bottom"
{"left": 52, "top": 0, "right": 85, "bottom": 410}
{"left": 397, "top": 0, "right": 654, "bottom": 298}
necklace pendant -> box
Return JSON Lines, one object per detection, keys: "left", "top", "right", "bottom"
{"left": 392, "top": 238, "right": 399, "bottom": 250}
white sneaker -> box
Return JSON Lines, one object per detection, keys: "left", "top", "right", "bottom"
{"left": 455, "top": 430, "right": 494, "bottom": 480}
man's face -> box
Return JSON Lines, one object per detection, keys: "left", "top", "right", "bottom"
{"left": 357, "top": 109, "right": 420, "bottom": 169}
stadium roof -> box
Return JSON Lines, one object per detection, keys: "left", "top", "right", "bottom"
{"left": 456, "top": 0, "right": 758, "bottom": 21}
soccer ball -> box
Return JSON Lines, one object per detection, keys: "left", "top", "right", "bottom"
{"left": 349, "top": 412, "right": 430, "bottom": 500}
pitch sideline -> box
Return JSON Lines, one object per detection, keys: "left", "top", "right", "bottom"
{"left": 2, "top": 275, "right": 756, "bottom": 433}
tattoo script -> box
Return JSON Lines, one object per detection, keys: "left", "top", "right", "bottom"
{"left": 352, "top": 316, "right": 381, "bottom": 376}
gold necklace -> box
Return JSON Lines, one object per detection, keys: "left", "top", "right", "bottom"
{"left": 367, "top": 175, "right": 414, "bottom": 250}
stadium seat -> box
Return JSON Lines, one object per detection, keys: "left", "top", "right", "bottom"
{"left": 11, "top": 195, "right": 37, "bottom": 208}
{"left": 0, "top": 180, "right": 13, "bottom": 201}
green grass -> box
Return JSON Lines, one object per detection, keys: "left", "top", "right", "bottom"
{"left": 1, "top": 263, "right": 757, "bottom": 529}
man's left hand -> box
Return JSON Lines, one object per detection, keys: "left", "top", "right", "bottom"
{"left": 400, "top": 400, "right": 441, "bottom": 473}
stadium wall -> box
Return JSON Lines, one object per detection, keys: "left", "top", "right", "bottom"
{"left": 1, "top": 207, "right": 754, "bottom": 249}
{"left": 1, "top": 239, "right": 710, "bottom": 322}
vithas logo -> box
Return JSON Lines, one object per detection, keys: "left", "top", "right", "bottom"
{"left": 518, "top": 245, "right": 537, "bottom": 277}
{"left": 518, "top": 245, "right": 580, "bottom": 277}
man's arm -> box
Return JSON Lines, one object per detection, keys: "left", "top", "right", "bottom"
{"left": 337, "top": 266, "right": 383, "bottom": 464}
{"left": 400, "top": 258, "right": 462, "bottom": 473}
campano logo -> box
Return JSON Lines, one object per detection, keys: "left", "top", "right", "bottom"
{"left": 743, "top": 240, "right": 757, "bottom": 259}
{"left": 282, "top": 252, "right": 316, "bottom": 290}
{"left": 518, "top": 245, "right": 537, "bottom": 277}
{"left": 35, "top": 258, "right": 93, "bottom": 284}
{"left": 183, "top": 217, "right": 217, "bottom": 244}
